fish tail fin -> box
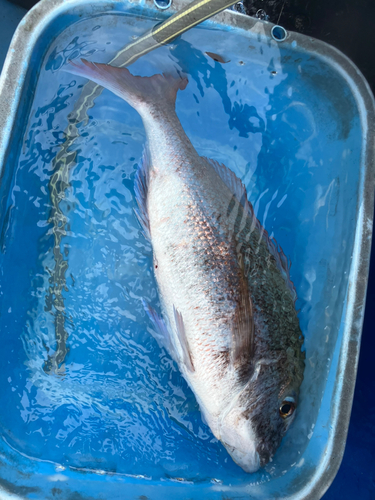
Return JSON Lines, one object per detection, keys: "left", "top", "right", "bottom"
{"left": 68, "top": 59, "right": 188, "bottom": 111}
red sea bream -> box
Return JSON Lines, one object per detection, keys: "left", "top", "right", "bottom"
{"left": 68, "top": 59, "right": 305, "bottom": 473}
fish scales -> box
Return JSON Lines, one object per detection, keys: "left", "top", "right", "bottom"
{"left": 67, "top": 60, "right": 305, "bottom": 473}
{"left": 148, "top": 151, "right": 250, "bottom": 407}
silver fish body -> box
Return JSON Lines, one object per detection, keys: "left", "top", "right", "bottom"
{"left": 68, "top": 60, "right": 305, "bottom": 472}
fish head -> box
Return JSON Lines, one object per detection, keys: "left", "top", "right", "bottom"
{"left": 219, "top": 353, "right": 304, "bottom": 473}
{"left": 218, "top": 403, "right": 261, "bottom": 473}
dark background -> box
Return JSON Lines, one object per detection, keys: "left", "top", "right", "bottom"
{"left": 6, "top": 0, "right": 375, "bottom": 497}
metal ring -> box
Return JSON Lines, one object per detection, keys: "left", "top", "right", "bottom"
{"left": 153, "top": 0, "right": 172, "bottom": 10}
{"left": 271, "top": 25, "right": 287, "bottom": 42}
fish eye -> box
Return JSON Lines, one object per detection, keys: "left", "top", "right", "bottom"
{"left": 279, "top": 400, "right": 296, "bottom": 419}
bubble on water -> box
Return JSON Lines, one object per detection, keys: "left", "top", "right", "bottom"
{"left": 95, "top": 470, "right": 106, "bottom": 475}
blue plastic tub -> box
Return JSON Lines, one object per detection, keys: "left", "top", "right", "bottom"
{"left": 0, "top": 0, "right": 374, "bottom": 498}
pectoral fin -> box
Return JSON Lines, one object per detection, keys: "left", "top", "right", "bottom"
{"left": 231, "top": 256, "right": 254, "bottom": 368}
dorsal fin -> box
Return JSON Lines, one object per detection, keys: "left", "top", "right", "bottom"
{"left": 203, "top": 157, "right": 297, "bottom": 302}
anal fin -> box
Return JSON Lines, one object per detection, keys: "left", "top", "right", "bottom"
{"left": 134, "top": 149, "right": 151, "bottom": 240}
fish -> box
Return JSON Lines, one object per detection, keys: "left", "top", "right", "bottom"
{"left": 67, "top": 59, "right": 305, "bottom": 473}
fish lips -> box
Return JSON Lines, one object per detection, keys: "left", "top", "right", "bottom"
{"left": 222, "top": 440, "right": 261, "bottom": 473}
{"left": 218, "top": 403, "right": 262, "bottom": 473}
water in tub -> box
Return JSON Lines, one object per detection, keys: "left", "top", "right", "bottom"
{"left": 0, "top": 13, "right": 361, "bottom": 484}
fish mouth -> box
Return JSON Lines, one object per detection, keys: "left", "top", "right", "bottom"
{"left": 222, "top": 442, "right": 261, "bottom": 474}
